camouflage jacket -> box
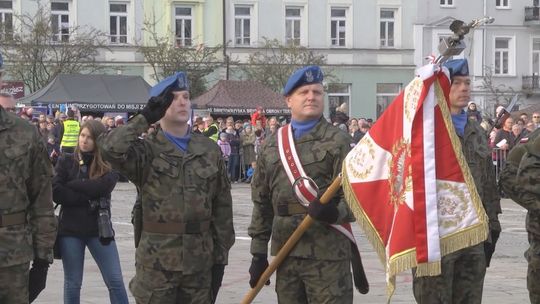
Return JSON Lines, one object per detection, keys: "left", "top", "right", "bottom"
{"left": 99, "top": 115, "right": 235, "bottom": 273}
{"left": 499, "top": 129, "right": 540, "bottom": 238}
{"left": 461, "top": 120, "right": 502, "bottom": 235}
{"left": 0, "top": 108, "right": 56, "bottom": 266}
{"left": 249, "top": 117, "right": 355, "bottom": 260}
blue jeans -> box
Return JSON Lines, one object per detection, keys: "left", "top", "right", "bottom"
{"left": 228, "top": 154, "right": 240, "bottom": 182}
{"left": 59, "top": 236, "right": 129, "bottom": 304}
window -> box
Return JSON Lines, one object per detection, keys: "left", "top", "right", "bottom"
{"left": 496, "top": 0, "right": 510, "bottom": 8}
{"left": 175, "top": 7, "right": 192, "bottom": 47}
{"left": 533, "top": 38, "right": 540, "bottom": 75}
{"left": 0, "top": 1, "right": 12, "bottom": 40}
{"left": 440, "top": 0, "right": 453, "bottom": 6}
{"left": 235, "top": 5, "right": 251, "bottom": 46}
{"left": 109, "top": 3, "right": 127, "bottom": 44}
{"left": 285, "top": 7, "right": 301, "bottom": 46}
{"left": 328, "top": 84, "right": 351, "bottom": 118}
{"left": 330, "top": 8, "right": 346, "bottom": 47}
{"left": 380, "top": 9, "right": 395, "bottom": 48}
{"left": 376, "top": 83, "right": 401, "bottom": 118}
{"left": 51, "top": 2, "right": 69, "bottom": 42}
{"left": 494, "top": 38, "right": 510, "bottom": 75}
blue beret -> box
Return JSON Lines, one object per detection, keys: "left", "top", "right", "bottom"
{"left": 150, "top": 72, "right": 189, "bottom": 97}
{"left": 283, "top": 65, "right": 324, "bottom": 96}
{"left": 443, "top": 59, "right": 469, "bottom": 79}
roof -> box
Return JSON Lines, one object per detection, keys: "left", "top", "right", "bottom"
{"left": 193, "top": 80, "right": 290, "bottom": 115}
{"left": 19, "top": 74, "right": 151, "bottom": 112}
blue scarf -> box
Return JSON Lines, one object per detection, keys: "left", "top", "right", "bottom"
{"left": 291, "top": 119, "right": 319, "bottom": 139}
{"left": 163, "top": 131, "right": 191, "bottom": 152}
{"left": 451, "top": 110, "right": 467, "bottom": 137}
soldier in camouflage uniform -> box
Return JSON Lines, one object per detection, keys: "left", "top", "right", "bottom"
{"left": 499, "top": 128, "right": 540, "bottom": 303}
{"left": 99, "top": 72, "right": 235, "bottom": 304}
{"left": 0, "top": 90, "right": 57, "bottom": 302}
{"left": 412, "top": 59, "right": 501, "bottom": 304}
{"left": 248, "top": 66, "right": 357, "bottom": 303}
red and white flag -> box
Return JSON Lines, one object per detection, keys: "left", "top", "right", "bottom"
{"left": 342, "top": 64, "right": 489, "bottom": 297}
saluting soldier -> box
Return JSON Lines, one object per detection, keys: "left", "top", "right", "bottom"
{"left": 99, "top": 72, "right": 235, "bottom": 303}
{"left": 499, "top": 128, "right": 540, "bottom": 304}
{"left": 248, "top": 66, "right": 366, "bottom": 303}
{"left": 0, "top": 53, "right": 57, "bottom": 303}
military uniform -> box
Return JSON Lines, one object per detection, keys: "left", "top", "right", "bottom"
{"left": 499, "top": 129, "right": 540, "bottom": 304}
{"left": 249, "top": 117, "right": 356, "bottom": 303}
{"left": 99, "top": 114, "right": 235, "bottom": 303}
{"left": 413, "top": 118, "right": 501, "bottom": 303}
{"left": 0, "top": 107, "right": 57, "bottom": 303}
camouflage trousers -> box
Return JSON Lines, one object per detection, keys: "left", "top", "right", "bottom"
{"left": 0, "top": 263, "right": 30, "bottom": 304}
{"left": 275, "top": 256, "right": 353, "bottom": 304}
{"left": 526, "top": 236, "right": 540, "bottom": 304}
{"left": 129, "top": 265, "right": 212, "bottom": 304}
{"left": 413, "top": 243, "right": 486, "bottom": 304}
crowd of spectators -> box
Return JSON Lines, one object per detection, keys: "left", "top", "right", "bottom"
{"left": 9, "top": 101, "right": 540, "bottom": 185}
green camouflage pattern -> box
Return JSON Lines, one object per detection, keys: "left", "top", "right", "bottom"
{"left": 413, "top": 244, "right": 486, "bottom": 304}
{"left": 0, "top": 108, "right": 56, "bottom": 267}
{"left": 99, "top": 114, "right": 235, "bottom": 274}
{"left": 0, "top": 263, "right": 30, "bottom": 304}
{"left": 129, "top": 264, "right": 212, "bottom": 303}
{"left": 499, "top": 128, "right": 540, "bottom": 303}
{"left": 276, "top": 257, "right": 353, "bottom": 304}
{"left": 413, "top": 120, "right": 500, "bottom": 302}
{"left": 460, "top": 121, "right": 502, "bottom": 235}
{"left": 249, "top": 118, "right": 355, "bottom": 260}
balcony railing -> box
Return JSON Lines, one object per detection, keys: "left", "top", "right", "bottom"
{"left": 525, "top": 7, "right": 540, "bottom": 22}
{"left": 522, "top": 75, "right": 540, "bottom": 90}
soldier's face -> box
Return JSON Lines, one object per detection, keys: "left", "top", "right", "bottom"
{"left": 78, "top": 127, "right": 95, "bottom": 152}
{"left": 449, "top": 76, "right": 471, "bottom": 112}
{"left": 164, "top": 90, "right": 191, "bottom": 124}
{"left": 286, "top": 83, "right": 324, "bottom": 122}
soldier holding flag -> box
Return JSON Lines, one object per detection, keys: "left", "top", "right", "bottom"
{"left": 411, "top": 59, "right": 502, "bottom": 303}
{"left": 248, "top": 65, "right": 366, "bottom": 303}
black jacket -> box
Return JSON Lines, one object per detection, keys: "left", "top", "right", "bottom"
{"left": 52, "top": 154, "right": 118, "bottom": 237}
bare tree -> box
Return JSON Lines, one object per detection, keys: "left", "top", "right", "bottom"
{"left": 479, "top": 66, "right": 521, "bottom": 116}
{"left": 138, "top": 19, "right": 223, "bottom": 98}
{"left": 0, "top": 3, "right": 107, "bottom": 93}
{"left": 239, "top": 38, "right": 336, "bottom": 93}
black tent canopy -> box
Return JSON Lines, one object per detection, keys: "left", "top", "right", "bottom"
{"left": 19, "top": 74, "right": 151, "bottom": 112}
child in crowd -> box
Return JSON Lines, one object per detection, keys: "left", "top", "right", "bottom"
{"left": 218, "top": 132, "right": 231, "bottom": 168}
{"left": 244, "top": 161, "right": 256, "bottom": 183}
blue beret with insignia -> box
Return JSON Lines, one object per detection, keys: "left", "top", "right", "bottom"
{"left": 150, "top": 72, "right": 189, "bottom": 97}
{"left": 443, "top": 59, "right": 469, "bottom": 79}
{"left": 283, "top": 65, "right": 324, "bottom": 96}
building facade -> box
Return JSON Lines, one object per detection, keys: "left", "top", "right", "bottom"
{"left": 1, "top": 0, "right": 420, "bottom": 119}
{"left": 224, "top": 0, "right": 417, "bottom": 119}
{"left": 415, "top": 0, "right": 540, "bottom": 116}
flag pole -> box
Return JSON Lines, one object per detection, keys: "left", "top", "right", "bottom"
{"left": 240, "top": 176, "right": 343, "bottom": 304}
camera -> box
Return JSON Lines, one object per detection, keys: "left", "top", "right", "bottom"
{"left": 89, "top": 197, "right": 115, "bottom": 245}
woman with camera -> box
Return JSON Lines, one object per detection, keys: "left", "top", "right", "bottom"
{"left": 52, "top": 120, "right": 128, "bottom": 304}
